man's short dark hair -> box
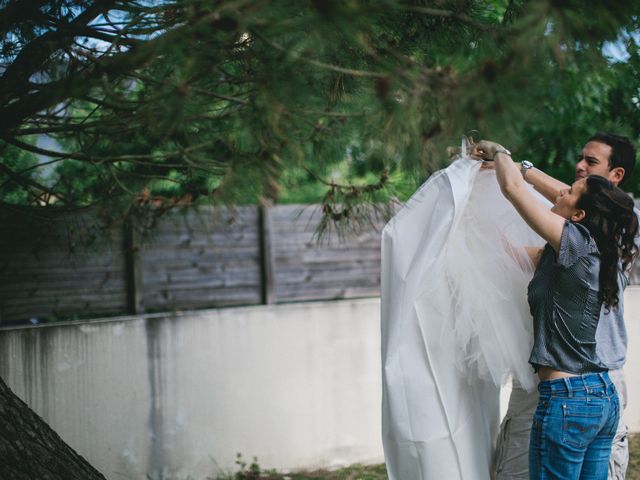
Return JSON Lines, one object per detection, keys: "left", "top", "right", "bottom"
{"left": 588, "top": 132, "right": 637, "bottom": 186}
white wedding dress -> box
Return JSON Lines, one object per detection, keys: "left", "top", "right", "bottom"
{"left": 381, "top": 154, "right": 549, "bottom": 480}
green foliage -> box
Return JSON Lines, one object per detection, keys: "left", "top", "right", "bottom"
{"left": 2, "top": 0, "right": 640, "bottom": 223}
{"left": 233, "top": 454, "right": 273, "bottom": 480}
{"left": 505, "top": 40, "right": 640, "bottom": 194}
{"left": 0, "top": 142, "right": 41, "bottom": 204}
{"left": 210, "top": 454, "right": 280, "bottom": 480}
{"left": 215, "top": 455, "right": 388, "bottom": 480}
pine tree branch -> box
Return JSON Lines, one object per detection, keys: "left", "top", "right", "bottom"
{"left": 398, "top": 5, "right": 497, "bottom": 32}
{"left": 0, "top": 0, "right": 50, "bottom": 36}
{"left": 0, "top": 5, "right": 250, "bottom": 137}
{"left": 0, "top": 1, "right": 118, "bottom": 103}
{"left": 2, "top": 136, "right": 222, "bottom": 164}
{"left": 0, "top": 161, "right": 65, "bottom": 202}
{"left": 251, "top": 29, "right": 387, "bottom": 78}
{"left": 130, "top": 72, "right": 252, "bottom": 106}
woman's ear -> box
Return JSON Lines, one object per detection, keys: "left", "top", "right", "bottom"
{"left": 571, "top": 209, "right": 586, "bottom": 223}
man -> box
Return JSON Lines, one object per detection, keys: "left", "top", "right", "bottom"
{"left": 494, "top": 132, "right": 637, "bottom": 480}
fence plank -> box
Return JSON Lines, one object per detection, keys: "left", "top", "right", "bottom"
{"left": 258, "top": 205, "right": 275, "bottom": 305}
{"left": 269, "top": 204, "right": 385, "bottom": 303}
{"left": 0, "top": 207, "right": 128, "bottom": 323}
{"left": 139, "top": 206, "right": 262, "bottom": 312}
{"left": 124, "top": 215, "right": 143, "bottom": 314}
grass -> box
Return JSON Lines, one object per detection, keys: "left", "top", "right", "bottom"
{"left": 629, "top": 433, "right": 640, "bottom": 480}
{"left": 212, "top": 454, "right": 388, "bottom": 480}
{"left": 222, "top": 435, "right": 640, "bottom": 480}
{"left": 245, "top": 464, "right": 388, "bottom": 480}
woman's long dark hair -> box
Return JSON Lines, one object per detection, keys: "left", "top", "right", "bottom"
{"left": 576, "top": 175, "right": 639, "bottom": 310}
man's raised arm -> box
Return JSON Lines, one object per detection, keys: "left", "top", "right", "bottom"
{"left": 520, "top": 164, "right": 569, "bottom": 204}
{"left": 461, "top": 140, "right": 570, "bottom": 203}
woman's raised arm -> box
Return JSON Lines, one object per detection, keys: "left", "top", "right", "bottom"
{"left": 473, "top": 140, "right": 566, "bottom": 252}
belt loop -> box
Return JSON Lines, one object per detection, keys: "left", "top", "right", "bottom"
{"left": 598, "top": 372, "right": 609, "bottom": 393}
{"left": 563, "top": 377, "right": 572, "bottom": 397}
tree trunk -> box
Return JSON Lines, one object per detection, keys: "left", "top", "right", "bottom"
{"left": 0, "top": 376, "right": 105, "bottom": 479}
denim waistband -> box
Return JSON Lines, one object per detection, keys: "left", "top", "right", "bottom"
{"left": 538, "top": 372, "right": 615, "bottom": 397}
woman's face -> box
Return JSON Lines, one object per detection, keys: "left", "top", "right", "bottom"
{"left": 551, "top": 178, "right": 587, "bottom": 220}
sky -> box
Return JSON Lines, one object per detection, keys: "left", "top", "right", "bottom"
{"left": 603, "top": 30, "right": 640, "bottom": 63}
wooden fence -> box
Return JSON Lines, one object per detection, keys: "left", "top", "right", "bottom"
{"left": 0, "top": 204, "right": 386, "bottom": 323}
{"left": 1, "top": 202, "right": 639, "bottom": 324}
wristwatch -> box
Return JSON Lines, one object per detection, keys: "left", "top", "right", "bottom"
{"left": 521, "top": 160, "right": 534, "bottom": 179}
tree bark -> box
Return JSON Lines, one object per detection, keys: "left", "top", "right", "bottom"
{"left": 0, "top": 376, "right": 105, "bottom": 479}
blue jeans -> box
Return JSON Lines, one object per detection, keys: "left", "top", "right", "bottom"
{"left": 528, "top": 372, "right": 619, "bottom": 480}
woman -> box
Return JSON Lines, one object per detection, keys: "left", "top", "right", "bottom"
{"left": 472, "top": 140, "right": 638, "bottom": 480}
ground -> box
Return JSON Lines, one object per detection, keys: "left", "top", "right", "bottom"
{"left": 630, "top": 433, "right": 640, "bottom": 480}
{"left": 223, "top": 434, "right": 640, "bottom": 480}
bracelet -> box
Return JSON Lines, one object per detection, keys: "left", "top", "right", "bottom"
{"left": 492, "top": 147, "right": 511, "bottom": 160}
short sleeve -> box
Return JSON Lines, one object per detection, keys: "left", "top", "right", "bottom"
{"left": 557, "top": 221, "right": 598, "bottom": 268}
{"left": 634, "top": 208, "right": 640, "bottom": 249}
{"left": 618, "top": 268, "right": 629, "bottom": 291}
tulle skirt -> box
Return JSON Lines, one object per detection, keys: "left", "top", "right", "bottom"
{"left": 381, "top": 156, "right": 548, "bottom": 480}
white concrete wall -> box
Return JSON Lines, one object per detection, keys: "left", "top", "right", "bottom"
{"left": 0, "top": 290, "right": 639, "bottom": 479}
{"left": 623, "top": 286, "right": 640, "bottom": 432}
{"left": 0, "top": 299, "right": 384, "bottom": 480}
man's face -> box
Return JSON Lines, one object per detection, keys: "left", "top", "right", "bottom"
{"left": 575, "top": 141, "right": 613, "bottom": 182}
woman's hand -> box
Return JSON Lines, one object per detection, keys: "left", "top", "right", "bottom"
{"left": 470, "top": 140, "right": 508, "bottom": 161}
